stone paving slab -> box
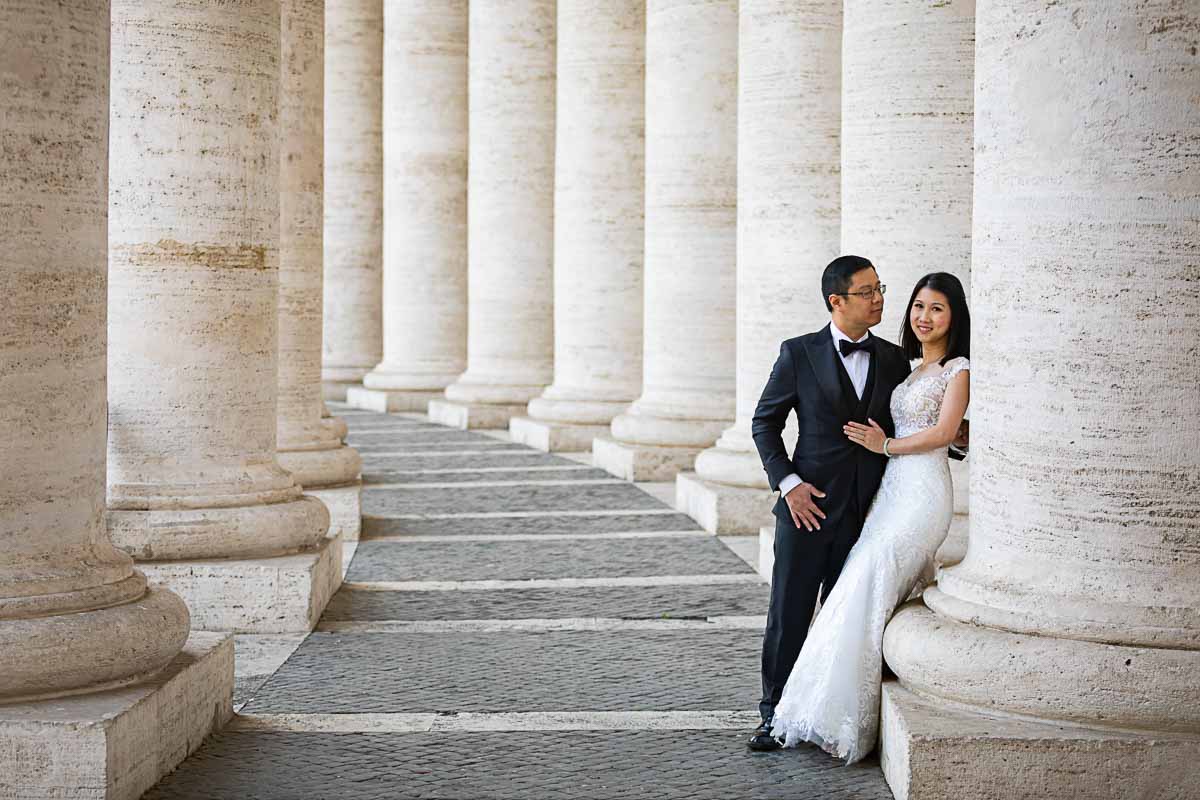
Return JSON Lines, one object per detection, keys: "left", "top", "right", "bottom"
{"left": 323, "top": 581, "right": 768, "bottom": 621}
{"left": 345, "top": 536, "right": 756, "bottom": 582}
{"left": 143, "top": 730, "right": 893, "bottom": 800}
{"left": 362, "top": 466, "right": 613, "bottom": 485}
{"left": 354, "top": 439, "right": 524, "bottom": 453}
{"left": 362, "top": 482, "right": 668, "bottom": 516}
{"left": 360, "top": 451, "right": 584, "bottom": 472}
{"left": 245, "top": 629, "right": 763, "bottom": 713}
{"left": 362, "top": 511, "right": 703, "bottom": 538}
{"left": 350, "top": 430, "right": 500, "bottom": 446}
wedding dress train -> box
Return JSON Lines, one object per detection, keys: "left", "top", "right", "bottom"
{"left": 770, "top": 356, "right": 969, "bottom": 763}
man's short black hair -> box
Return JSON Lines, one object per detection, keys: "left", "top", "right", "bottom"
{"left": 821, "top": 255, "right": 875, "bottom": 312}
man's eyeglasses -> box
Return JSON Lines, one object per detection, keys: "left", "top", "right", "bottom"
{"left": 837, "top": 284, "right": 887, "bottom": 300}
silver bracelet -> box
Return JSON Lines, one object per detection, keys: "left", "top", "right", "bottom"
{"left": 883, "top": 437, "right": 893, "bottom": 458}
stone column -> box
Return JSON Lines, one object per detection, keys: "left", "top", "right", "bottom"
{"left": 675, "top": 0, "right": 840, "bottom": 534}
{"left": 840, "top": 0, "right": 975, "bottom": 557}
{"left": 108, "top": 0, "right": 340, "bottom": 634}
{"left": 509, "top": 0, "right": 645, "bottom": 453}
{"left": 322, "top": 0, "right": 384, "bottom": 400}
{"left": 592, "top": 0, "right": 737, "bottom": 481}
{"left": 347, "top": 0, "right": 469, "bottom": 414}
{"left": 428, "top": 0, "right": 556, "bottom": 430}
{"left": 278, "top": 0, "right": 363, "bottom": 540}
{"left": 881, "top": 4, "right": 1200, "bottom": 798}
{"left": 0, "top": 3, "right": 229, "bottom": 791}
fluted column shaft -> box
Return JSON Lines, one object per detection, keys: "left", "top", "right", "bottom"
{"left": 693, "top": 0, "right": 841, "bottom": 488}
{"left": 443, "top": 0, "right": 556, "bottom": 406}
{"left": 0, "top": 0, "right": 188, "bottom": 702}
{"left": 108, "top": 0, "right": 328, "bottom": 562}
{"left": 361, "top": 0, "right": 468, "bottom": 398}
{"left": 278, "top": 0, "right": 361, "bottom": 489}
{"left": 608, "top": 0, "right": 737, "bottom": 449}
{"left": 526, "top": 0, "right": 645, "bottom": 426}
{"left": 322, "top": 0, "right": 383, "bottom": 399}
{"left": 841, "top": 0, "right": 974, "bottom": 337}
{"left": 885, "top": 0, "right": 1200, "bottom": 734}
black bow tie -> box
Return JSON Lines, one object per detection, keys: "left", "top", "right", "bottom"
{"left": 839, "top": 338, "right": 874, "bottom": 357}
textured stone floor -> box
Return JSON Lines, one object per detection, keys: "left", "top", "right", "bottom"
{"left": 144, "top": 406, "right": 895, "bottom": 799}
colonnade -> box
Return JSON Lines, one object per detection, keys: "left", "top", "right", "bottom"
{"left": 2, "top": 0, "right": 1197, "bottom": 798}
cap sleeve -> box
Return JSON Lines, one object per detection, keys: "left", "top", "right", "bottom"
{"left": 943, "top": 357, "right": 970, "bottom": 380}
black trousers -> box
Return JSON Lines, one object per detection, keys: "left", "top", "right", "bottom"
{"left": 758, "top": 486, "right": 864, "bottom": 723}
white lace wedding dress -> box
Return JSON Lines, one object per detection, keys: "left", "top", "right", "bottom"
{"left": 770, "top": 356, "right": 970, "bottom": 764}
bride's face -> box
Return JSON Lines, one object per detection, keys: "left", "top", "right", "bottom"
{"left": 909, "top": 288, "right": 952, "bottom": 346}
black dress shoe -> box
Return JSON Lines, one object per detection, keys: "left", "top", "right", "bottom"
{"left": 747, "top": 720, "right": 781, "bottom": 752}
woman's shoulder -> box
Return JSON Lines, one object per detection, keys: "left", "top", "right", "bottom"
{"left": 942, "top": 356, "right": 970, "bottom": 378}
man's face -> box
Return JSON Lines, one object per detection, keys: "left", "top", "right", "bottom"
{"left": 832, "top": 267, "right": 885, "bottom": 328}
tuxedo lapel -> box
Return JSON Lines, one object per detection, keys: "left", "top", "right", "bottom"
{"left": 803, "top": 325, "right": 856, "bottom": 421}
{"left": 864, "top": 334, "right": 891, "bottom": 422}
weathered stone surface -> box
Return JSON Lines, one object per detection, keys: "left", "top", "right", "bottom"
{"left": 509, "top": 417, "right": 611, "bottom": 453}
{"left": 277, "top": 0, "right": 364, "bottom": 493}
{"left": 675, "top": 472, "right": 775, "bottom": 535}
{"left": 324, "top": 582, "right": 768, "bottom": 622}
{"left": 689, "top": 0, "right": 840, "bottom": 534}
{"left": 593, "top": 435, "right": 703, "bottom": 482}
{"left": 363, "top": 466, "right": 608, "bottom": 485}
{"left": 525, "top": 0, "right": 645, "bottom": 433}
{"left": 108, "top": 0, "right": 329, "bottom": 562}
{"left": 0, "top": 633, "right": 233, "bottom": 800}
{"left": 139, "top": 537, "right": 343, "bottom": 634}
{"left": 323, "top": 0, "right": 383, "bottom": 398}
{"left": 245, "top": 629, "right": 763, "bottom": 713}
{"left": 143, "top": 729, "right": 895, "bottom": 800}
{"left": 0, "top": 0, "right": 190, "bottom": 703}
{"left": 360, "top": 0, "right": 468, "bottom": 401}
{"left": 362, "top": 511, "right": 701, "bottom": 538}
{"left": 603, "top": 0, "right": 738, "bottom": 474}
{"left": 305, "top": 481, "right": 363, "bottom": 541}
{"left": 442, "top": 0, "right": 555, "bottom": 410}
{"left": 361, "top": 482, "right": 665, "bottom": 517}
{"left": 346, "top": 536, "right": 753, "bottom": 582}
{"left": 883, "top": 12, "right": 1200, "bottom": 788}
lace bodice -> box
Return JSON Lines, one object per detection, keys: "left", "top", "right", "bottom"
{"left": 890, "top": 357, "right": 970, "bottom": 438}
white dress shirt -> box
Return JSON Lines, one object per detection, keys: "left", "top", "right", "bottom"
{"left": 778, "top": 322, "right": 872, "bottom": 499}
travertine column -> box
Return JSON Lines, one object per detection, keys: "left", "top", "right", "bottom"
{"left": 348, "top": 0, "right": 468, "bottom": 414}
{"left": 841, "top": 0, "right": 974, "bottom": 557}
{"left": 429, "top": 0, "right": 556, "bottom": 430}
{"left": 841, "top": 0, "right": 973, "bottom": 336}
{"left": 278, "top": 0, "right": 363, "bottom": 539}
{"left": 510, "top": 0, "right": 645, "bottom": 452}
{"left": 322, "top": 0, "right": 384, "bottom": 400}
{"left": 0, "top": 0, "right": 190, "bottom": 704}
{"left": 593, "top": 0, "right": 737, "bottom": 481}
{"left": 677, "top": 0, "right": 840, "bottom": 533}
{"left": 881, "top": 4, "right": 1200, "bottom": 798}
{"left": 108, "top": 0, "right": 338, "bottom": 633}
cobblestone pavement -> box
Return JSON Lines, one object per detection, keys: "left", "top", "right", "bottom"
{"left": 145, "top": 406, "right": 896, "bottom": 799}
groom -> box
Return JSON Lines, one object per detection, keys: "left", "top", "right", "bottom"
{"left": 746, "top": 255, "right": 911, "bottom": 751}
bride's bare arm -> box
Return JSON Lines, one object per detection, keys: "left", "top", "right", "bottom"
{"left": 844, "top": 370, "right": 970, "bottom": 455}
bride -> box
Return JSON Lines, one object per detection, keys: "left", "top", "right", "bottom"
{"left": 769, "top": 271, "right": 971, "bottom": 763}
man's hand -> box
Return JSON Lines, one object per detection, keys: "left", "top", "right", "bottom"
{"left": 783, "top": 482, "right": 827, "bottom": 532}
{"left": 953, "top": 419, "right": 969, "bottom": 449}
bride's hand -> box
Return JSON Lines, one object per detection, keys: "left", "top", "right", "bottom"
{"left": 844, "top": 419, "right": 887, "bottom": 454}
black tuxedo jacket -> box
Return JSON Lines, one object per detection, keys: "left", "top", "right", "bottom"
{"left": 751, "top": 325, "right": 911, "bottom": 540}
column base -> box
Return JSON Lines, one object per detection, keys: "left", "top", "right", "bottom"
{"left": 137, "top": 536, "right": 343, "bottom": 633}
{"left": 591, "top": 435, "right": 702, "bottom": 482}
{"left": 305, "top": 480, "right": 362, "bottom": 541}
{"left": 428, "top": 399, "right": 526, "bottom": 430}
{"left": 509, "top": 416, "right": 609, "bottom": 452}
{"left": 758, "top": 524, "right": 774, "bottom": 581}
{"left": 880, "top": 681, "right": 1200, "bottom": 800}
{"left": 674, "top": 471, "right": 774, "bottom": 534}
{"left": 321, "top": 381, "right": 357, "bottom": 402}
{"left": 0, "top": 632, "right": 233, "bottom": 800}
{"left": 345, "top": 386, "right": 441, "bottom": 413}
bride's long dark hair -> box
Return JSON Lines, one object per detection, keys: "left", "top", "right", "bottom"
{"left": 900, "top": 272, "right": 970, "bottom": 365}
